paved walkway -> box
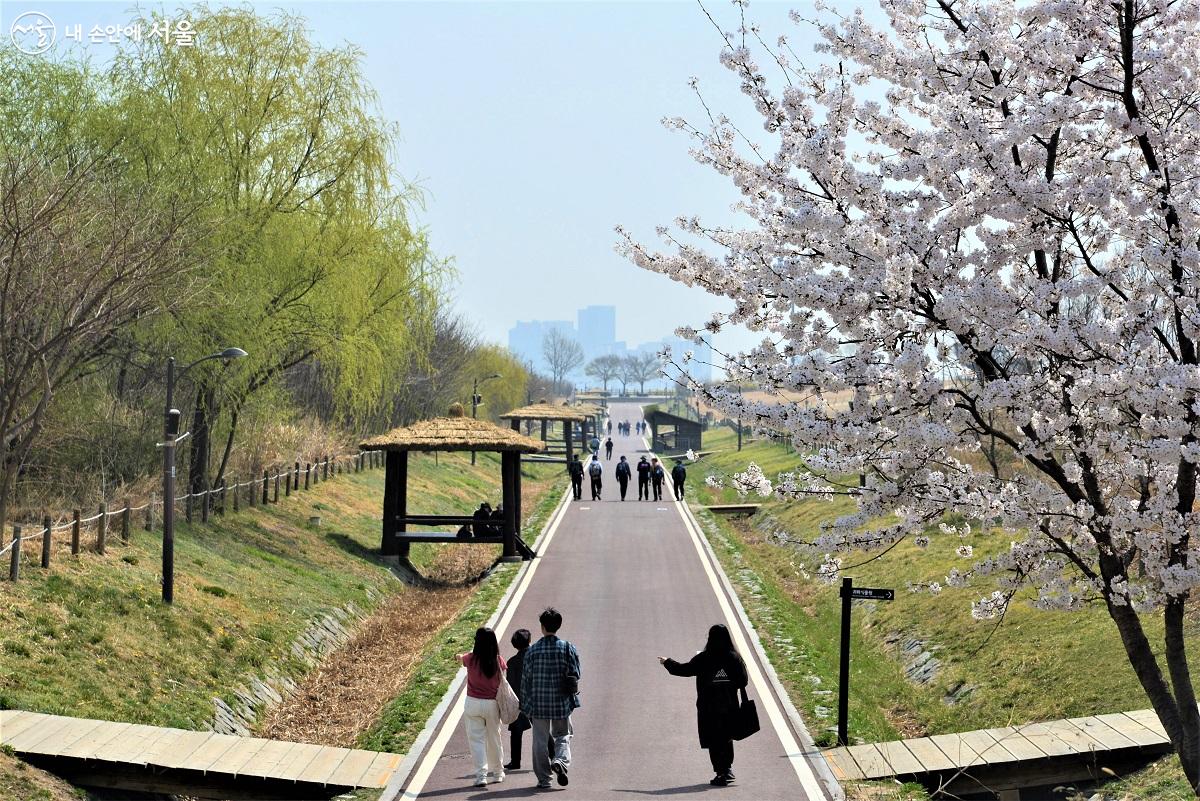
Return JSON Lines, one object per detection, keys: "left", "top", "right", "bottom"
{"left": 392, "top": 401, "right": 839, "bottom": 800}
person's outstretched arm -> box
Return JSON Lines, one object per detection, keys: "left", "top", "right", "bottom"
{"left": 658, "top": 653, "right": 701, "bottom": 676}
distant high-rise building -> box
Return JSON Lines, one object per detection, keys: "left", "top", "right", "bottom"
{"left": 508, "top": 319, "right": 575, "bottom": 373}
{"left": 577, "top": 305, "right": 616, "bottom": 360}
{"left": 507, "top": 305, "right": 715, "bottom": 388}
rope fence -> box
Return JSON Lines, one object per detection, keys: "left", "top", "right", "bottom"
{"left": 3, "top": 449, "right": 388, "bottom": 583}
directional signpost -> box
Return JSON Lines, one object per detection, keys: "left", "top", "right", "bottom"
{"left": 838, "top": 577, "right": 894, "bottom": 746}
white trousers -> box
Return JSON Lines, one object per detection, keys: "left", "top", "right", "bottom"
{"left": 463, "top": 695, "right": 504, "bottom": 779}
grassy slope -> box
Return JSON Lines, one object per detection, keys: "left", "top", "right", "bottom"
{"left": 0, "top": 451, "right": 558, "bottom": 730}
{"left": 689, "top": 427, "right": 1197, "bottom": 749}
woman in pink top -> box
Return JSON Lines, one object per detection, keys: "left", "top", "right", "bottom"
{"left": 459, "top": 627, "right": 508, "bottom": 786}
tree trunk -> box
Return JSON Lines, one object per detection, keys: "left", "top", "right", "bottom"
{"left": 1107, "top": 597, "right": 1200, "bottom": 789}
{"left": 213, "top": 409, "right": 239, "bottom": 489}
{"left": 188, "top": 385, "right": 217, "bottom": 497}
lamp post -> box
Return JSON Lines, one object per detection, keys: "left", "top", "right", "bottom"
{"left": 470, "top": 373, "right": 502, "bottom": 465}
{"left": 162, "top": 347, "right": 247, "bottom": 604}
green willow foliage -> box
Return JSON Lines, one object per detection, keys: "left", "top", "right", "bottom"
{"left": 103, "top": 6, "right": 445, "bottom": 487}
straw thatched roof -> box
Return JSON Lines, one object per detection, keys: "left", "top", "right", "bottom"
{"left": 500, "top": 403, "right": 588, "bottom": 422}
{"left": 361, "top": 405, "right": 546, "bottom": 453}
{"left": 575, "top": 403, "right": 603, "bottom": 416}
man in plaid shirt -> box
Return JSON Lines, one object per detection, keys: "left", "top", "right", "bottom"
{"left": 521, "top": 607, "right": 581, "bottom": 790}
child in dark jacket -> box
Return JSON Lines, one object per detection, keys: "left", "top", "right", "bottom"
{"left": 504, "top": 629, "right": 533, "bottom": 770}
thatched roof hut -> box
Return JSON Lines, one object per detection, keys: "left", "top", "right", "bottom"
{"left": 361, "top": 403, "right": 545, "bottom": 453}
{"left": 499, "top": 403, "right": 588, "bottom": 422}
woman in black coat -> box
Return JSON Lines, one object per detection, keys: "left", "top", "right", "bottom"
{"left": 658, "top": 624, "right": 749, "bottom": 786}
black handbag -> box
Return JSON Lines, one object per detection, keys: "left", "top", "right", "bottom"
{"left": 730, "top": 687, "right": 760, "bottom": 741}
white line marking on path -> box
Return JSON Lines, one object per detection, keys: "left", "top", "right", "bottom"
{"left": 631, "top": 425, "right": 830, "bottom": 800}
{"left": 672, "top": 497, "right": 830, "bottom": 800}
{"left": 397, "top": 492, "right": 574, "bottom": 800}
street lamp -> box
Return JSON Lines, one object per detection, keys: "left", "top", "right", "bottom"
{"left": 162, "top": 347, "right": 247, "bottom": 604}
{"left": 471, "top": 373, "right": 502, "bottom": 465}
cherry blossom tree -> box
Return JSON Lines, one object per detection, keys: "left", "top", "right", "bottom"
{"left": 619, "top": 0, "right": 1200, "bottom": 789}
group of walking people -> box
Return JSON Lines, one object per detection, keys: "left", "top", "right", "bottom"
{"left": 567, "top": 452, "right": 687, "bottom": 503}
{"left": 456, "top": 612, "right": 756, "bottom": 791}
{"left": 457, "top": 608, "right": 581, "bottom": 790}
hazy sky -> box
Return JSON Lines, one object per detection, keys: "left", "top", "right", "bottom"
{"left": 4, "top": 0, "right": 882, "bottom": 362}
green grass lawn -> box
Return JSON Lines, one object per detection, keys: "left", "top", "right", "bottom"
{"left": 0, "top": 451, "right": 561, "bottom": 730}
{"left": 689, "top": 425, "right": 1199, "bottom": 746}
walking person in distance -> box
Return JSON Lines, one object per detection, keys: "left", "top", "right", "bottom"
{"left": 615, "top": 455, "right": 631, "bottom": 501}
{"left": 651, "top": 457, "right": 665, "bottom": 501}
{"left": 521, "top": 608, "right": 582, "bottom": 790}
{"left": 458, "top": 628, "right": 509, "bottom": 786}
{"left": 604, "top": 436, "right": 614, "bottom": 460}
{"left": 588, "top": 455, "right": 603, "bottom": 501}
{"left": 568, "top": 455, "right": 584, "bottom": 501}
{"left": 636, "top": 455, "right": 651, "bottom": 500}
{"left": 672, "top": 458, "right": 688, "bottom": 501}
{"left": 658, "top": 624, "right": 749, "bottom": 786}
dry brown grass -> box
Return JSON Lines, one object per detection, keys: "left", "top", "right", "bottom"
{"left": 0, "top": 750, "right": 81, "bottom": 801}
{"left": 256, "top": 543, "right": 498, "bottom": 747}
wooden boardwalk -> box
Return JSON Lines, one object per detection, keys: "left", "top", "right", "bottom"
{"left": 822, "top": 709, "right": 1173, "bottom": 797}
{"left": 0, "top": 710, "right": 402, "bottom": 794}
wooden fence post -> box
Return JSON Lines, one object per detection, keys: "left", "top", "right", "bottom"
{"left": 304, "top": 464, "right": 311, "bottom": 490}
{"left": 293, "top": 462, "right": 300, "bottom": 490}
{"left": 322, "top": 458, "right": 328, "bottom": 481}
{"left": 285, "top": 469, "right": 292, "bottom": 497}
{"left": 220, "top": 480, "right": 227, "bottom": 515}
{"left": 145, "top": 493, "right": 155, "bottom": 531}
{"left": 121, "top": 499, "right": 131, "bottom": 542}
{"left": 273, "top": 471, "right": 280, "bottom": 502}
{"left": 232, "top": 477, "right": 239, "bottom": 513}
{"left": 97, "top": 504, "right": 107, "bottom": 555}
{"left": 10, "top": 526, "right": 21, "bottom": 581}
{"left": 200, "top": 488, "right": 209, "bottom": 523}
{"left": 186, "top": 492, "right": 193, "bottom": 524}
{"left": 262, "top": 471, "right": 269, "bottom": 505}
{"left": 71, "top": 510, "right": 80, "bottom": 555}
{"left": 41, "top": 514, "right": 51, "bottom": 569}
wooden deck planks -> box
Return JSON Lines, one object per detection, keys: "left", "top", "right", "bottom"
{"left": 0, "top": 710, "right": 48, "bottom": 742}
{"left": 929, "top": 732, "right": 988, "bottom": 768}
{"left": 822, "top": 747, "right": 864, "bottom": 781}
{"left": 94, "top": 724, "right": 169, "bottom": 765}
{"left": 875, "top": 740, "right": 925, "bottom": 775}
{"left": 38, "top": 718, "right": 108, "bottom": 757}
{"left": 360, "top": 752, "right": 405, "bottom": 788}
{"left": 1095, "top": 712, "right": 1166, "bottom": 747}
{"left": 845, "top": 743, "right": 891, "bottom": 779}
{"left": 292, "top": 745, "right": 354, "bottom": 785}
{"left": 981, "top": 727, "right": 1047, "bottom": 761}
{"left": 269, "top": 741, "right": 328, "bottom": 782}
{"left": 233, "top": 739, "right": 298, "bottom": 778}
{"left": 138, "top": 729, "right": 214, "bottom": 769}
{"left": 57, "top": 722, "right": 134, "bottom": 760}
{"left": 7, "top": 714, "right": 82, "bottom": 752}
{"left": 1067, "top": 716, "right": 1140, "bottom": 752}
{"left": 959, "top": 728, "right": 1018, "bottom": 765}
{"left": 1123, "top": 709, "right": 1170, "bottom": 739}
{"left": 902, "top": 736, "right": 958, "bottom": 772}
{"left": 325, "top": 748, "right": 382, "bottom": 787}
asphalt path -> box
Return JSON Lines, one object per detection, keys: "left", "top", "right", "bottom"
{"left": 394, "top": 402, "right": 838, "bottom": 801}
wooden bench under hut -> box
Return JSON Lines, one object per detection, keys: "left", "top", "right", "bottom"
{"left": 499, "top": 403, "right": 588, "bottom": 466}
{"left": 360, "top": 404, "right": 545, "bottom": 563}
{"left": 574, "top": 403, "right": 604, "bottom": 444}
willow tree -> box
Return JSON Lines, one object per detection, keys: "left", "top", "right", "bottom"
{"left": 621, "top": 0, "right": 1200, "bottom": 788}
{"left": 109, "top": 7, "right": 439, "bottom": 495}
{"left": 0, "top": 52, "right": 202, "bottom": 532}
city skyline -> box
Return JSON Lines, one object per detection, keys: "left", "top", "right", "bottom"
{"left": 508, "top": 304, "right": 713, "bottom": 388}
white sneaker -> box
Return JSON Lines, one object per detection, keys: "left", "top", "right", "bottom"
{"left": 489, "top": 771, "right": 506, "bottom": 783}
{"left": 474, "top": 774, "right": 488, "bottom": 787}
